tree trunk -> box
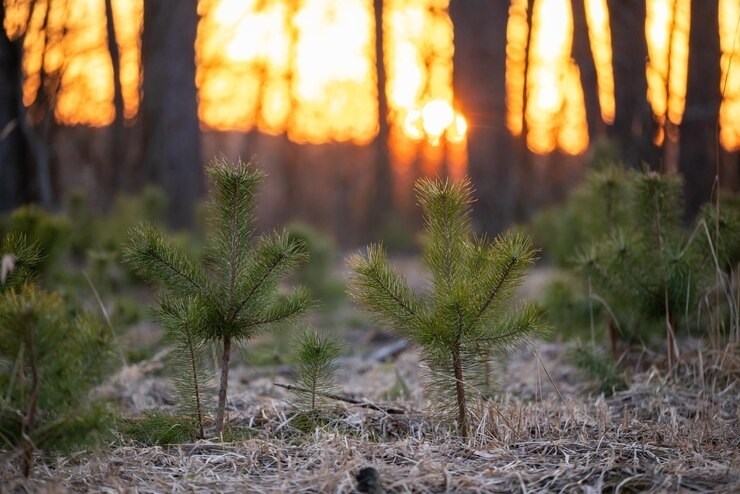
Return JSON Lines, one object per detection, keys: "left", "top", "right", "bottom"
{"left": 142, "top": 0, "right": 203, "bottom": 229}
{"left": 571, "top": 0, "right": 605, "bottom": 139}
{"left": 369, "top": 0, "right": 393, "bottom": 237}
{"left": 215, "top": 335, "right": 231, "bottom": 435}
{"left": 105, "top": 0, "right": 128, "bottom": 194}
{"left": 678, "top": 0, "right": 721, "bottom": 219}
{"left": 450, "top": 0, "right": 514, "bottom": 234}
{"left": 452, "top": 344, "right": 468, "bottom": 439}
{"left": 605, "top": 0, "right": 658, "bottom": 169}
{"left": 0, "top": 3, "right": 31, "bottom": 212}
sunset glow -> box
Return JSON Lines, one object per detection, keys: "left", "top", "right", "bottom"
{"left": 402, "top": 99, "right": 466, "bottom": 145}
{"left": 5, "top": 0, "right": 740, "bottom": 155}
{"left": 195, "top": 0, "right": 464, "bottom": 146}
{"left": 584, "top": 0, "right": 615, "bottom": 124}
{"left": 197, "top": 0, "right": 379, "bottom": 144}
{"left": 524, "top": 0, "right": 588, "bottom": 155}
{"left": 558, "top": 62, "right": 589, "bottom": 155}
{"left": 719, "top": 0, "right": 740, "bottom": 151}
{"left": 645, "top": 0, "right": 691, "bottom": 144}
{"left": 7, "top": 0, "right": 141, "bottom": 126}
{"left": 385, "top": 0, "right": 461, "bottom": 146}
{"left": 505, "top": 0, "right": 529, "bottom": 137}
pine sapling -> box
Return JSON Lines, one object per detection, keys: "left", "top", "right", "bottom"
{"left": 576, "top": 170, "right": 709, "bottom": 364}
{"left": 348, "top": 177, "right": 545, "bottom": 438}
{"left": 123, "top": 157, "right": 310, "bottom": 435}
{"left": 293, "top": 329, "right": 343, "bottom": 416}
{"left": 0, "top": 234, "right": 113, "bottom": 476}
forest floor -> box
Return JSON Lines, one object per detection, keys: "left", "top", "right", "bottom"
{"left": 1, "top": 261, "right": 739, "bottom": 493}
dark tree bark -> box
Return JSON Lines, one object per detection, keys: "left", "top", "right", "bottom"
{"left": 0, "top": 2, "right": 31, "bottom": 212}
{"left": 678, "top": 0, "right": 721, "bottom": 219}
{"left": 24, "top": 0, "right": 56, "bottom": 209}
{"left": 104, "top": 0, "right": 128, "bottom": 193}
{"left": 571, "top": 0, "right": 604, "bottom": 139}
{"left": 605, "top": 0, "right": 658, "bottom": 169}
{"left": 450, "top": 0, "right": 514, "bottom": 234}
{"left": 142, "top": 0, "right": 203, "bottom": 228}
{"left": 369, "top": 0, "right": 393, "bottom": 237}
{"left": 512, "top": 0, "right": 535, "bottom": 217}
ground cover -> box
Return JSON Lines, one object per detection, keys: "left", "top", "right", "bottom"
{"left": 2, "top": 276, "right": 737, "bottom": 493}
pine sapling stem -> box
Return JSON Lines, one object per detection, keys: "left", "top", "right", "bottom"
{"left": 311, "top": 377, "right": 317, "bottom": 414}
{"left": 184, "top": 323, "right": 205, "bottom": 438}
{"left": 453, "top": 310, "right": 468, "bottom": 439}
{"left": 452, "top": 345, "right": 468, "bottom": 439}
{"left": 216, "top": 335, "right": 232, "bottom": 434}
{"left": 22, "top": 323, "right": 39, "bottom": 477}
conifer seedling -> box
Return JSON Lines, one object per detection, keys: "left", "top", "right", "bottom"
{"left": 348, "top": 177, "right": 545, "bottom": 438}
{"left": 1, "top": 234, "right": 113, "bottom": 476}
{"left": 293, "top": 329, "right": 343, "bottom": 416}
{"left": 575, "top": 170, "right": 708, "bottom": 364}
{"left": 123, "top": 157, "right": 310, "bottom": 435}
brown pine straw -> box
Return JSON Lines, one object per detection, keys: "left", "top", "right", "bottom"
{"left": 2, "top": 343, "right": 738, "bottom": 493}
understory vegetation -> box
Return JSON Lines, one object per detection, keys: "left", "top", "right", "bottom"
{"left": 0, "top": 156, "right": 738, "bottom": 492}
{"left": 530, "top": 163, "right": 740, "bottom": 395}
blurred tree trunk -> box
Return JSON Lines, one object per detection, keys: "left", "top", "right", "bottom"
{"left": 571, "top": 0, "right": 604, "bottom": 139}
{"left": 678, "top": 0, "right": 721, "bottom": 218}
{"left": 25, "top": 0, "right": 56, "bottom": 209}
{"left": 605, "top": 0, "right": 658, "bottom": 169}
{"left": 0, "top": 0, "right": 55, "bottom": 208}
{"left": 512, "top": 0, "right": 535, "bottom": 217}
{"left": 369, "top": 0, "right": 392, "bottom": 237}
{"left": 450, "top": 0, "right": 514, "bottom": 234}
{"left": 104, "top": 0, "right": 128, "bottom": 193}
{"left": 0, "top": 2, "right": 30, "bottom": 211}
{"left": 142, "top": 0, "right": 203, "bottom": 228}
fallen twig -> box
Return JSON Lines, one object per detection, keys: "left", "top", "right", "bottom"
{"left": 273, "top": 382, "right": 407, "bottom": 414}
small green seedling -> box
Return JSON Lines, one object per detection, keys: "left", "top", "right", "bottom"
{"left": 348, "top": 177, "right": 545, "bottom": 438}
{"left": 124, "top": 157, "right": 310, "bottom": 435}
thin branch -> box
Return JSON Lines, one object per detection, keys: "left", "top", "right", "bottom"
{"left": 359, "top": 262, "right": 426, "bottom": 328}
{"left": 142, "top": 245, "right": 205, "bottom": 295}
{"left": 82, "top": 270, "right": 127, "bottom": 367}
{"left": 533, "top": 348, "right": 575, "bottom": 423}
{"left": 273, "top": 382, "right": 407, "bottom": 414}
{"left": 230, "top": 249, "right": 287, "bottom": 322}
{"left": 472, "top": 257, "right": 517, "bottom": 326}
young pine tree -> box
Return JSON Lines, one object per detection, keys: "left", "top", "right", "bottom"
{"left": 575, "top": 170, "right": 708, "bottom": 365}
{"left": 123, "top": 157, "right": 310, "bottom": 435}
{"left": 0, "top": 234, "right": 113, "bottom": 476}
{"left": 348, "top": 177, "right": 545, "bottom": 438}
{"left": 293, "top": 329, "right": 343, "bottom": 416}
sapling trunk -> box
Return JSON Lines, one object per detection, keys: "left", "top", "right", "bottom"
{"left": 452, "top": 309, "right": 468, "bottom": 438}
{"left": 183, "top": 322, "right": 205, "bottom": 438}
{"left": 452, "top": 345, "right": 468, "bottom": 439}
{"left": 22, "top": 327, "right": 40, "bottom": 477}
{"left": 215, "top": 335, "right": 232, "bottom": 434}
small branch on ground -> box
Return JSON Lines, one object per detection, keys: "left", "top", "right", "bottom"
{"left": 273, "top": 382, "right": 407, "bottom": 414}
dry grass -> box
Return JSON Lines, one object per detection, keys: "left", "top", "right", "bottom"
{"left": 2, "top": 340, "right": 738, "bottom": 493}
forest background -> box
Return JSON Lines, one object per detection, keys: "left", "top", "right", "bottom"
{"left": 2, "top": 0, "right": 739, "bottom": 244}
